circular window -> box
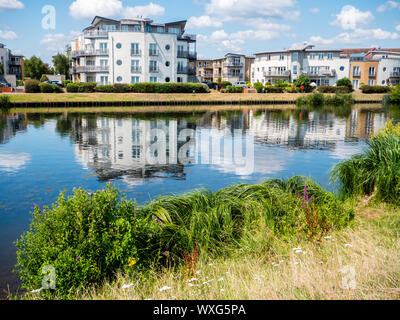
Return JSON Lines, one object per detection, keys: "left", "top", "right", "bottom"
{"left": 116, "top": 43, "right": 122, "bottom": 49}
{"left": 165, "top": 61, "right": 170, "bottom": 67}
{"left": 165, "top": 45, "right": 170, "bottom": 50}
{"left": 339, "top": 66, "right": 345, "bottom": 71}
{"left": 382, "top": 80, "right": 385, "bottom": 85}
{"left": 165, "top": 77, "right": 170, "bottom": 83}
{"left": 117, "top": 60, "right": 122, "bottom": 66}
{"left": 117, "top": 76, "right": 122, "bottom": 82}
{"left": 383, "top": 67, "right": 387, "bottom": 72}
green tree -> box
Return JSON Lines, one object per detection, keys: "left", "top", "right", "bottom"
{"left": 24, "top": 56, "right": 53, "bottom": 80}
{"left": 52, "top": 53, "right": 70, "bottom": 79}
{"left": 294, "top": 74, "right": 312, "bottom": 92}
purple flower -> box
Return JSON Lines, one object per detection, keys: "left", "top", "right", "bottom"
{"left": 150, "top": 234, "right": 153, "bottom": 238}
{"left": 76, "top": 256, "right": 80, "bottom": 260}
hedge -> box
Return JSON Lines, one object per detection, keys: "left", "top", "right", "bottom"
{"left": 360, "top": 85, "right": 392, "bottom": 94}
{"left": 317, "top": 86, "right": 352, "bottom": 94}
{"left": 66, "top": 83, "right": 97, "bottom": 93}
{"left": 221, "top": 85, "right": 243, "bottom": 93}
{"left": 94, "top": 83, "right": 211, "bottom": 94}
{"left": 24, "top": 80, "right": 41, "bottom": 93}
{"left": 265, "top": 86, "right": 284, "bottom": 93}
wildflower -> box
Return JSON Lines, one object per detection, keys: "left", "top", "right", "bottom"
{"left": 344, "top": 244, "right": 353, "bottom": 248}
{"left": 149, "top": 234, "right": 153, "bottom": 238}
{"left": 196, "top": 270, "right": 201, "bottom": 275}
{"left": 302, "top": 251, "right": 307, "bottom": 255}
{"left": 295, "top": 249, "right": 303, "bottom": 254}
{"left": 208, "top": 263, "right": 214, "bottom": 266}
{"left": 293, "top": 247, "right": 301, "bottom": 251}
{"left": 220, "top": 289, "right": 225, "bottom": 292}
{"left": 324, "top": 236, "right": 332, "bottom": 240}
{"left": 218, "top": 278, "right": 224, "bottom": 282}
{"left": 160, "top": 286, "right": 172, "bottom": 292}
{"left": 128, "top": 257, "right": 137, "bottom": 267}
{"left": 30, "top": 288, "right": 43, "bottom": 294}
{"left": 188, "top": 278, "right": 197, "bottom": 282}
{"left": 122, "top": 283, "right": 135, "bottom": 290}
{"left": 294, "top": 262, "right": 299, "bottom": 266}
{"left": 188, "top": 283, "right": 195, "bottom": 287}
{"left": 76, "top": 256, "right": 80, "bottom": 260}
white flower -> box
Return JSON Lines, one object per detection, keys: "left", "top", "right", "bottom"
{"left": 122, "top": 283, "right": 135, "bottom": 290}
{"left": 295, "top": 249, "right": 303, "bottom": 254}
{"left": 324, "top": 236, "right": 332, "bottom": 240}
{"left": 30, "top": 288, "right": 43, "bottom": 293}
{"left": 144, "top": 298, "right": 152, "bottom": 300}
{"left": 160, "top": 286, "right": 172, "bottom": 292}
{"left": 302, "top": 251, "right": 307, "bottom": 255}
{"left": 293, "top": 247, "right": 301, "bottom": 251}
{"left": 188, "top": 283, "right": 195, "bottom": 287}
{"left": 188, "top": 278, "right": 197, "bottom": 282}
{"left": 208, "top": 263, "right": 214, "bottom": 266}
{"left": 218, "top": 277, "right": 224, "bottom": 282}
{"left": 344, "top": 244, "right": 353, "bottom": 248}
{"left": 294, "top": 262, "right": 299, "bottom": 265}
{"left": 220, "top": 289, "right": 225, "bottom": 292}
{"left": 196, "top": 270, "right": 202, "bottom": 275}
{"left": 225, "top": 271, "right": 230, "bottom": 275}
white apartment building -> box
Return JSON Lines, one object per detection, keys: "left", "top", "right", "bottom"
{"left": 213, "top": 53, "right": 247, "bottom": 83}
{"left": 251, "top": 44, "right": 350, "bottom": 86}
{"left": 369, "top": 51, "right": 400, "bottom": 86}
{"left": 70, "top": 16, "right": 197, "bottom": 85}
{"left": 0, "top": 43, "right": 24, "bottom": 85}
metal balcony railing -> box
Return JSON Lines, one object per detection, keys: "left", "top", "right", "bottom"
{"left": 223, "top": 62, "right": 244, "bottom": 67}
{"left": 177, "top": 67, "right": 196, "bottom": 75}
{"left": 131, "top": 66, "right": 142, "bottom": 74}
{"left": 177, "top": 34, "right": 196, "bottom": 42}
{"left": 177, "top": 51, "right": 197, "bottom": 59}
{"left": 304, "top": 70, "right": 336, "bottom": 77}
{"left": 149, "top": 67, "right": 160, "bottom": 73}
{"left": 263, "top": 70, "right": 291, "bottom": 77}
{"left": 369, "top": 72, "right": 376, "bottom": 77}
{"left": 149, "top": 50, "right": 159, "bottom": 56}
{"left": 390, "top": 72, "right": 400, "bottom": 78}
{"left": 83, "top": 30, "right": 109, "bottom": 38}
{"left": 353, "top": 71, "right": 361, "bottom": 77}
{"left": 71, "top": 49, "right": 109, "bottom": 58}
{"left": 130, "top": 50, "right": 142, "bottom": 57}
{"left": 74, "top": 65, "right": 109, "bottom": 73}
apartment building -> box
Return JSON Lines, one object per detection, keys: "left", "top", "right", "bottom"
{"left": 70, "top": 16, "right": 197, "bottom": 85}
{"left": 251, "top": 44, "right": 350, "bottom": 86}
{"left": 196, "top": 59, "right": 213, "bottom": 82}
{"left": 0, "top": 43, "right": 24, "bottom": 85}
{"left": 349, "top": 50, "right": 400, "bottom": 88}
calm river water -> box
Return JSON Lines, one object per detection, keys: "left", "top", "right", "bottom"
{"left": 0, "top": 106, "right": 397, "bottom": 296}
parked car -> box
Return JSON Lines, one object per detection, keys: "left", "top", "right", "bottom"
{"left": 45, "top": 80, "right": 64, "bottom": 87}
{"left": 201, "top": 81, "right": 213, "bottom": 89}
{"left": 232, "top": 81, "right": 248, "bottom": 88}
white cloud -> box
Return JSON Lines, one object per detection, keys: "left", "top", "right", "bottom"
{"left": 396, "top": 24, "right": 400, "bottom": 31}
{"left": 69, "top": 0, "right": 165, "bottom": 20}
{"left": 40, "top": 31, "right": 80, "bottom": 52}
{"left": 310, "top": 8, "right": 319, "bottom": 14}
{"left": 0, "top": 0, "right": 24, "bottom": 11}
{"left": 0, "top": 29, "right": 18, "bottom": 40}
{"left": 310, "top": 28, "right": 399, "bottom": 45}
{"left": 186, "top": 15, "right": 223, "bottom": 29}
{"left": 205, "top": 0, "right": 297, "bottom": 21}
{"left": 331, "top": 5, "right": 374, "bottom": 30}
{"left": 377, "top": 1, "right": 400, "bottom": 12}
{"left": 0, "top": 153, "right": 31, "bottom": 173}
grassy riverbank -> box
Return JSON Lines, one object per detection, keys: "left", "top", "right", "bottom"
{"left": 3, "top": 92, "right": 386, "bottom": 104}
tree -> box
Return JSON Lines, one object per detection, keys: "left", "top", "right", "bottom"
{"left": 294, "top": 74, "right": 312, "bottom": 92}
{"left": 52, "top": 53, "right": 70, "bottom": 79}
{"left": 24, "top": 56, "right": 52, "bottom": 80}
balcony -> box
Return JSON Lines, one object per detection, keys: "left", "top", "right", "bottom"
{"left": 83, "top": 30, "right": 109, "bottom": 38}
{"left": 131, "top": 50, "right": 142, "bottom": 57}
{"left": 390, "top": 72, "right": 400, "bottom": 78}
{"left": 177, "top": 34, "right": 196, "bottom": 42}
{"left": 223, "top": 73, "right": 244, "bottom": 79}
{"left": 263, "top": 70, "right": 291, "bottom": 77}
{"left": 149, "top": 67, "right": 160, "bottom": 73}
{"left": 305, "top": 70, "right": 336, "bottom": 77}
{"left": 71, "top": 49, "right": 109, "bottom": 58}
{"left": 73, "top": 65, "right": 109, "bottom": 73}
{"left": 368, "top": 72, "right": 376, "bottom": 78}
{"left": 177, "top": 51, "right": 197, "bottom": 60}
{"left": 131, "top": 66, "right": 142, "bottom": 74}
{"left": 223, "top": 62, "right": 244, "bottom": 67}
{"left": 149, "top": 50, "right": 159, "bottom": 56}
{"left": 177, "top": 67, "right": 196, "bottom": 75}
{"left": 353, "top": 71, "right": 361, "bottom": 77}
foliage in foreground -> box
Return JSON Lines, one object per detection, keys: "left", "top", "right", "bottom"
{"left": 296, "top": 92, "right": 354, "bottom": 107}
{"left": 331, "top": 121, "right": 400, "bottom": 205}
{"left": 390, "top": 84, "right": 400, "bottom": 103}
{"left": 0, "top": 95, "right": 11, "bottom": 111}
{"left": 15, "top": 177, "right": 353, "bottom": 298}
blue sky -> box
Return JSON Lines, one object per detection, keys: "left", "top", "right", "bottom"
{"left": 0, "top": 0, "right": 400, "bottom": 64}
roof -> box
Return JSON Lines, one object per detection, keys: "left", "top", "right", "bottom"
{"left": 91, "top": 16, "right": 119, "bottom": 25}
{"left": 341, "top": 48, "right": 400, "bottom": 57}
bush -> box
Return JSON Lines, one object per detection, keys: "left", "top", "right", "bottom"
{"left": 336, "top": 78, "right": 353, "bottom": 92}
{"left": 94, "top": 84, "right": 114, "bottom": 93}
{"left": 63, "top": 80, "right": 72, "bottom": 87}
{"left": 317, "top": 86, "right": 352, "bottom": 94}
{"left": 277, "top": 82, "right": 291, "bottom": 88}
{"left": 39, "top": 83, "right": 53, "bottom": 93}
{"left": 390, "top": 84, "right": 400, "bottom": 102}
{"left": 285, "top": 86, "right": 298, "bottom": 93}
{"left": 254, "top": 82, "right": 264, "bottom": 93}
{"left": 66, "top": 83, "right": 79, "bottom": 93}
{"left": 222, "top": 85, "right": 243, "bottom": 93}
{"left": 246, "top": 82, "right": 252, "bottom": 88}
{"left": 66, "top": 83, "right": 96, "bottom": 93}
{"left": 331, "top": 121, "right": 400, "bottom": 205}
{"left": 360, "top": 85, "right": 391, "bottom": 94}
{"left": 296, "top": 92, "right": 353, "bottom": 107}
{"left": 17, "top": 80, "right": 24, "bottom": 87}
{"left": 265, "top": 86, "right": 284, "bottom": 93}
{"left": 112, "top": 84, "right": 131, "bottom": 93}
{"left": 294, "top": 74, "right": 313, "bottom": 92}
{"left": 40, "top": 75, "right": 49, "bottom": 83}
{"left": 24, "top": 80, "right": 41, "bottom": 93}
{"left": 221, "top": 81, "right": 232, "bottom": 88}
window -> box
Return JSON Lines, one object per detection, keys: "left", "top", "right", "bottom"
{"left": 369, "top": 67, "right": 376, "bottom": 76}
{"left": 121, "top": 25, "right": 129, "bottom": 31}
{"left": 165, "top": 77, "right": 170, "bottom": 82}
{"left": 352, "top": 80, "right": 359, "bottom": 89}
{"left": 131, "top": 60, "right": 140, "bottom": 73}
{"left": 100, "top": 59, "right": 108, "bottom": 67}
{"left": 150, "top": 61, "right": 158, "bottom": 72}
{"left": 353, "top": 66, "right": 360, "bottom": 76}
{"left": 131, "top": 76, "right": 140, "bottom": 84}
{"left": 327, "top": 53, "right": 333, "bottom": 60}
{"left": 131, "top": 43, "right": 140, "bottom": 55}
{"left": 340, "top": 66, "right": 345, "bottom": 71}
{"left": 279, "top": 54, "right": 285, "bottom": 60}
{"left": 309, "top": 53, "right": 316, "bottom": 60}
{"left": 368, "top": 80, "right": 374, "bottom": 85}
{"left": 146, "top": 25, "right": 152, "bottom": 32}
{"left": 132, "top": 146, "right": 141, "bottom": 159}
{"left": 323, "top": 79, "right": 329, "bottom": 85}
{"left": 116, "top": 60, "right": 122, "bottom": 66}
{"left": 150, "top": 76, "right": 157, "bottom": 83}
{"left": 165, "top": 61, "right": 170, "bottom": 67}
{"left": 165, "top": 44, "right": 170, "bottom": 50}
{"left": 383, "top": 67, "right": 387, "bottom": 72}
{"left": 293, "top": 52, "right": 298, "bottom": 61}
{"left": 157, "top": 26, "right": 164, "bottom": 33}
{"left": 100, "top": 76, "right": 108, "bottom": 85}
{"left": 293, "top": 65, "right": 298, "bottom": 75}
{"left": 318, "top": 53, "right": 324, "bottom": 60}
{"left": 99, "top": 43, "right": 108, "bottom": 52}
{"left": 117, "top": 76, "right": 122, "bottom": 82}
{"left": 133, "top": 25, "right": 141, "bottom": 32}
{"left": 149, "top": 43, "right": 158, "bottom": 55}
{"left": 177, "top": 77, "right": 183, "bottom": 83}
{"left": 168, "top": 27, "right": 180, "bottom": 34}
{"left": 116, "top": 43, "right": 122, "bottom": 49}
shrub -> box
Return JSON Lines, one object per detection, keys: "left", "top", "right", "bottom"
{"left": 222, "top": 85, "right": 243, "bottom": 93}
{"left": 40, "top": 75, "right": 49, "bottom": 83}
{"left": 246, "top": 82, "right": 252, "bottom": 88}
{"left": 285, "top": 86, "right": 298, "bottom": 93}
{"left": 265, "top": 86, "right": 284, "bottom": 93}
{"left": 63, "top": 80, "right": 72, "bottom": 87}
{"left": 15, "top": 185, "right": 141, "bottom": 298}
{"left": 221, "top": 81, "right": 232, "bottom": 88}
{"left": 294, "top": 74, "right": 312, "bottom": 92}
{"left": 24, "top": 80, "right": 41, "bottom": 93}
{"left": 66, "top": 83, "right": 79, "bottom": 93}
{"left": 254, "top": 82, "right": 264, "bottom": 93}
{"left": 17, "top": 80, "right": 24, "bottom": 87}
{"left": 317, "top": 86, "right": 352, "bottom": 94}
{"left": 336, "top": 78, "right": 353, "bottom": 92}
{"left": 82, "top": 83, "right": 96, "bottom": 93}
{"left": 331, "top": 121, "right": 400, "bottom": 205}
{"left": 390, "top": 84, "right": 400, "bottom": 102}
{"left": 360, "top": 85, "right": 391, "bottom": 94}
{"left": 324, "top": 93, "right": 354, "bottom": 106}
{"left": 94, "top": 84, "right": 114, "bottom": 93}
{"left": 277, "top": 82, "right": 291, "bottom": 88}
{"left": 112, "top": 84, "right": 131, "bottom": 93}
{"left": 39, "top": 82, "right": 54, "bottom": 93}
{"left": 296, "top": 92, "right": 353, "bottom": 107}
{"left": 53, "top": 85, "right": 64, "bottom": 93}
